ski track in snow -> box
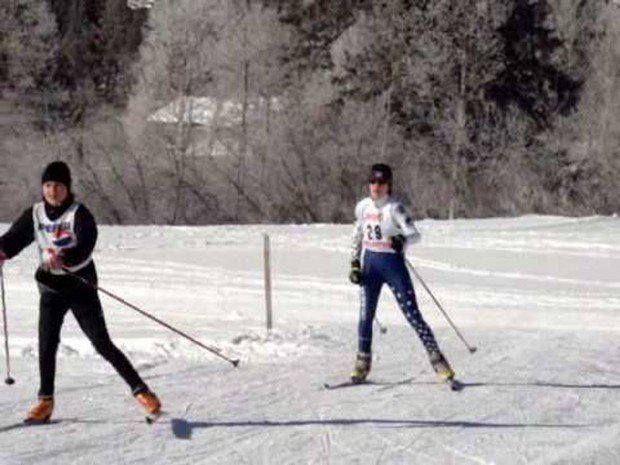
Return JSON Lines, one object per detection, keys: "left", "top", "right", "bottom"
{"left": 0, "top": 215, "right": 619, "bottom": 464}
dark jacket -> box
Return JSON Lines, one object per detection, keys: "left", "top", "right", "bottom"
{"left": 0, "top": 195, "right": 99, "bottom": 291}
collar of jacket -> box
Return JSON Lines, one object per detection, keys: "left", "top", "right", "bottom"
{"left": 43, "top": 194, "right": 75, "bottom": 221}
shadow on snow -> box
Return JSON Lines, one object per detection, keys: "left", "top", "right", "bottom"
{"left": 169, "top": 417, "right": 590, "bottom": 440}
{"left": 455, "top": 381, "right": 620, "bottom": 390}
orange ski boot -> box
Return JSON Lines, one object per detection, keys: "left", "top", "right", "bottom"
{"left": 135, "top": 390, "right": 161, "bottom": 422}
{"left": 25, "top": 397, "right": 54, "bottom": 424}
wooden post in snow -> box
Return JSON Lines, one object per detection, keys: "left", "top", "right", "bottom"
{"left": 263, "top": 234, "right": 273, "bottom": 330}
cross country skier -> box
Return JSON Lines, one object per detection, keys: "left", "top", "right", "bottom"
{"left": 348, "top": 163, "right": 455, "bottom": 383}
{"left": 0, "top": 161, "right": 161, "bottom": 423}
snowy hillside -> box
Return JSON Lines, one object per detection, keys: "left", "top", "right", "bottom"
{"left": 0, "top": 216, "right": 619, "bottom": 464}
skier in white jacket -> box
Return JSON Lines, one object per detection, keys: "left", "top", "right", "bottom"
{"left": 349, "top": 163, "right": 454, "bottom": 383}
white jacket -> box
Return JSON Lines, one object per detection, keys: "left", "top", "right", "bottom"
{"left": 351, "top": 196, "right": 420, "bottom": 261}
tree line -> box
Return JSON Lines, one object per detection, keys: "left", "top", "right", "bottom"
{"left": 1, "top": 0, "right": 619, "bottom": 224}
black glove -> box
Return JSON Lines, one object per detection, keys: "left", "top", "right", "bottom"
{"left": 391, "top": 235, "right": 406, "bottom": 254}
{"left": 349, "top": 259, "right": 362, "bottom": 285}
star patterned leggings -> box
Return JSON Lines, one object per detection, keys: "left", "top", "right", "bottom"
{"left": 357, "top": 250, "right": 440, "bottom": 355}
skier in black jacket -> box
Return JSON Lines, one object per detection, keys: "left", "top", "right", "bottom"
{"left": 0, "top": 161, "right": 161, "bottom": 423}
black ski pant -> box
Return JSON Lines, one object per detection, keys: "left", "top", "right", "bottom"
{"left": 38, "top": 285, "right": 147, "bottom": 398}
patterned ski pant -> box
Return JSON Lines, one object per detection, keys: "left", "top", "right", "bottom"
{"left": 357, "top": 250, "right": 439, "bottom": 355}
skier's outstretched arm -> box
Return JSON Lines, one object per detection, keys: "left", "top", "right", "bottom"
{"left": 349, "top": 201, "right": 365, "bottom": 284}
{"left": 0, "top": 208, "right": 35, "bottom": 260}
{"left": 350, "top": 201, "right": 364, "bottom": 262}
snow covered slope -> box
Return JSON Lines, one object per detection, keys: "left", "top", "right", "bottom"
{"left": 0, "top": 216, "right": 618, "bottom": 464}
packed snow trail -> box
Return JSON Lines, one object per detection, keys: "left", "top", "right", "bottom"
{"left": 0, "top": 216, "right": 618, "bottom": 464}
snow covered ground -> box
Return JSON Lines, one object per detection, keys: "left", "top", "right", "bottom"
{"left": 0, "top": 215, "right": 619, "bottom": 464}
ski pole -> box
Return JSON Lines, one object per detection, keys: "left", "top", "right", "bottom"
{"left": 0, "top": 267, "right": 15, "bottom": 384}
{"left": 63, "top": 269, "right": 240, "bottom": 367}
{"left": 404, "top": 258, "right": 477, "bottom": 354}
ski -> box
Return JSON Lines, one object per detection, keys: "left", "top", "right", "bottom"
{"left": 324, "top": 377, "right": 463, "bottom": 391}
{"left": 323, "top": 376, "right": 415, "bottom": 390}
{"left": 145, "top": 411, "right": 164, "bottom": 424}
{"left": 323, "top": 379, "right": 369, "bottom": 390}
{"left": 0, "top": 420, "right": 54, "bottom": 433}
{"left": 22, "top": 416, "right": 56, "bottom": 426}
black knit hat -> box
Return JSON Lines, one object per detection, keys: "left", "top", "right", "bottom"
{"left": 41, "top": 161, "right": 72, "bottom": 190}
{"left": 369, "top": 163, "right": 392, "bottom": 183}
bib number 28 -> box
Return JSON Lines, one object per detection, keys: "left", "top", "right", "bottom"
{"left": 366, "top": 224, "right": 382, "bottom": 240}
